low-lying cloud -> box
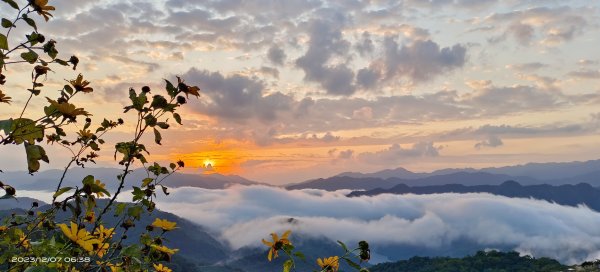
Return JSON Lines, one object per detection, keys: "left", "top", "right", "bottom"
{"left": 150, "top": 185, "right": 600, "bottom": 264}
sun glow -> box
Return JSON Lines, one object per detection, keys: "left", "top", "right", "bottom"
{"left": 203, "top": 160, "right": 215, "bottom": 168}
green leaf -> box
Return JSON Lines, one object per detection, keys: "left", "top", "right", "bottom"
{"left": 115, "top": 203, "right": 127, "bottom": 216}
{"left": 0, "top": 118, "right": 12, "bottom": 135}
{"left": 64, "top": 84, "right": 74, "bottom": 95}
{"left": 150, "top": 95, "right": 168, "bottom": 109}
{"left": 129, "top": 88, "right": 147, "bottom": 111}
{"left": 47, "top": 47, "right": 58, "bottom": 59}
{"left": 1, "top": 18, "right": 13, "bottom": 28}
{"left": 153, "top": 128, "right": 162, "bottom": 145}
{"left": 22, "top": 14, "right": 36, "bottom": 31}
{"left": 283, "top": 260, "right": 293, "bottom": 272}
{"left": 1, "top": 0, "right": 19, "bottom": 10}
{"left": 293, "top": 251, "right": 306, "bottom": 261}
{"left": 142, "top": 178, "right": 153, "bottom": 187}
{"left": 25, "top": 143, "right": 49, "bottom": 173}
{"left": 55, "top": 58, "right": 68, "bottom": 66}
{"left": 132, "top": 186, "right": 144, "bottom": 201}
{"left": 173, "top": 113, "right": 182, "bottom": 125}
{"left": 0, "top": 33, "right": 7, "bottom": 50}
{"left": 90, "top": 182, "right": 110, "bottom": 197}
{"left": 337, "top": 240, "right": 349, "bottom": 253}
{"left": 21, "top": 50, "right": 38, "bottom": 64}
{"left": 89, "top": 141, "right": 100, "bottom": 151}
{"left": 343, "top": 257, "right": 362, "bottom": 270}
{"left": 26, "top": 32, "right": 39, "bottom": 46}
{"left": 82, "top": 175, "right": 94, "bottom": 185}
{"left": 11, "top": 118, "right": 44, "bottom": 144}
{"left": 157, "top": 122, "right": 169, "bottom": 129}
{"left": 127, "top": 205, "right": 143, "bottom": 219}
{"left": 53, "top": 187, "right": 73, "bottom": 199}
{"left": 165, "top": 79, "right": 177, "bottom": 98}
{"left": 144, "top": 115, "right": 157, "bottom": 127}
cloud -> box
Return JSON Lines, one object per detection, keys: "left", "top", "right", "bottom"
{"left": 182, "top": 68, "right": 293, "bottom": 122}
{"left": 568, "top": 69, "right": 600, "bottom": 79}
{"left": 267, "top": 45, "right": 287, "bottom": 66}
{"left": 150, "top": 185, "right": 600, "bottom": 264}
{"left": 379, "top": 38, "right": 467, "bottom": 83}
{"left": 461, "top": 83, "right": 566, "bottom": 116}
{"left": 357, "top": 142, "right": 440, "bottom": 165}
{"left": 295, "top": 19, "right": 356, "bottom": 95}
{"left": 337, "top": 149, "right": 354, "bottom": 159}
{"left": 436, "top": 122, "right": 594, "bottom": 144}
{"left": 485, "top": 6, "right": 590, "bottom": 46}
{"left": 506, "top": 62, "right": 547, "bottom": 72}
{"left": 474, "top": 135, "right": 504, "bottom": 149}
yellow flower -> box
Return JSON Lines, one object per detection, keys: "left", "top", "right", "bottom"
{"left": 0, "top": 90, "right": 12, "bottom": 104}
{"left": 94, "top": 180, "right": 107, "bottom": 197}
{"left": 84, "top": 210, "right": 95, "bottom": 223}
{"left": 58, "top": 222, "right": 100, "bottom": 252}
{"left": 19, "top": 233, "right": 30, "bottom": 249}
{"left": 153, "top": 263, "right": 172, "bottom": 272}
{"left": 151, "top": 218, "right": 177, "bottom": 232}
{"left": 77, "top": 129, "right": 93, "bottom": 140}
{"left": 94, "top": 225, "right": 115, "bottom": 241}
{"left": 0, "top": 225, "right": 7, "bottom": 232}
{"left": 94, "top": 241, "right": 110, "bottom": 257}
{"left": 31, "top": 0, "right": 55, "bottom": 21}
{"left": 96, "top": 261, "right": 122, "bottom": 272}
{"left": 46, "top": 98, "right": 91, "bottom": 120}
{"left": 69, "top": 74, "right": 93, "bottom": 93}
{"left": 150, "top": 244, "right": 179, "bottom": 256}
{"left": 317, "top": 256, "right": 340, "bottom": 272}
{"left": 261, "top": 230, "right": 292, "bottom": 261}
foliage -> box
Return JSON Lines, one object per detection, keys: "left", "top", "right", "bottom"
{"left": 0, "top": 1, "right": 200, "bottom": 271}
{"left": 261, "top": 230, "right": 371, "bottom": 272}
{"left": 368, "top": 250, "right": 567, "bottom": 272}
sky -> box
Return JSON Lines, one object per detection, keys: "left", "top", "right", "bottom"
{"left": 1, "top": 0, "right": 600, "bottom": 184}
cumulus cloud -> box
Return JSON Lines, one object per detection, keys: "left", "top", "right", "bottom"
{"left": 436, "top": 122, "right": 593, "bottom": 144}
{"left": 151, "top": 185, "right": 600, "bottom": 264}
{"left": 474, "top": 135, "right": 504, "bottom": 149}
{"left": 267, "top": 45, "right": 287, "bottom": 66}
{"left": 295, "top": 19, "right": 356, "bottom": 95}
{"left": 376, "top": 38, "right": 467, "bottom": 83}
{"left": 357, "top": 142, "right": 440, "bottom": 165}
{"left": 337, "top": 149, "right": 354, "bottom": 159}
{"left": 568, "top": 69, "right": 600, "bottom": 79}
{"left": 182, "top": 68, "right": 293, "bottom": 122}
{"left": 485, "top": 6, "right": 590, "bottom": 46}
{"left": 461, "top": 83, "right": 566, "bottom": 116}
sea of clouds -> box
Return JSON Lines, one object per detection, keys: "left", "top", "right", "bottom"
{"left": 18, "top": 185, "right": 600, "bottom": 264}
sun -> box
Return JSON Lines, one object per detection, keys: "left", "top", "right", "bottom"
{"left": 203, "top": 159, "right": 215, "bottom": 168}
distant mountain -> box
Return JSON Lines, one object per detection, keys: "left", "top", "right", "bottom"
{"left": 287, "top": 176, "right": 401, "bottom": 191}
{"left": 287, "top": 172, "right": 540, "bottom": 191}
{"left": 333, "top": 159, "right": 600, "bottom": 183}
{"left": 0, "top": 197, "right": 46, "bottom": 210}
{"left": 369, "top": 250, "right": 566, "bottom": 272}
{"left": 348, "top": 181, "right": 600, "bottom": 212}
{"left": 336, "top": 167, "right": 429, "bottom": 179}
{"left": 1, "top": 167, "right": 261, "bottom": 191}
{"left": 478, "top": 159, "right": 600, "bottom": 181}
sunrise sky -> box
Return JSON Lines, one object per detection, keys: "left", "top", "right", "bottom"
{"left": 1, "top": 0, "right": 600, "bottom": 184}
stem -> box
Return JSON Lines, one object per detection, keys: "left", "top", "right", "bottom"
{"left": 18, "top": 92, "right": 33, "bottom": 119}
